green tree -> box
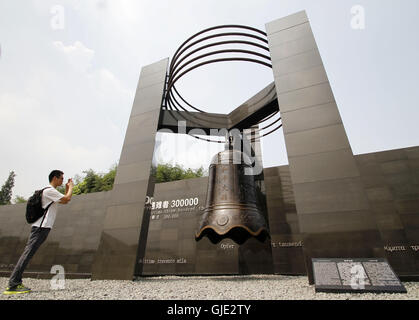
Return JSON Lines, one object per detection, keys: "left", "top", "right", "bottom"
{"left": 54, "top": 162, "right": 202, "bottom": 197}
{"left": 56, "top": 185, "right": 65, "bottom": 194}
{"left": 0, "top": 171, "right": 16, "bottom": 205}
{"left": 70, "top": 174, "right": 84, "bottom": 195}
{"left": 66, "top": 164, "right": 118, "bottom": 196}
{"left": 154, "top": 164, "right": 205, "bottom": 183}
{"left": 101, "top": 164, "right": 117, "bottom": 191}
{"left": 13, "top": 195, "right": 27, "bottom": 204}
{"left": 83, "top": 169, "right": 102, "bottom": 193}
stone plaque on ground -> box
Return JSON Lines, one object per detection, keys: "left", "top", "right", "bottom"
{"left": 312, "top": 258, "right": 407, "bottom": 293}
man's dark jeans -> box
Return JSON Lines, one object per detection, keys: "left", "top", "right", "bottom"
{"left": 8, "top": 227, "right": 50, "bottom": 288}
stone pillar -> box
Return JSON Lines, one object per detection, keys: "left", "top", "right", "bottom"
{"left": 266, "top": 11, "right": 384, "bottom": 283}
{"left": 91, "top": 59, "right": 168, "bottom": 280}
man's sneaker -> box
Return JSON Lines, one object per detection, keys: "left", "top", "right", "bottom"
{"left": 3, "top": 284, "right": 31, "bottom": 295}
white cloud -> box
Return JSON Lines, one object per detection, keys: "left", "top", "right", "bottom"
{"left": 0, "top": 39, "right": 131, "bottom": 199}
{"left": 1, "top": 0, "right": 419, "bottom": 200}
{"left": 53, "top": 41, "right": 95, "bottom": 72}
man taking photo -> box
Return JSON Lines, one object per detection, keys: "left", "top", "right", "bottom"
{"left": 3, "top": 170, "right": 73, "bottom": 295}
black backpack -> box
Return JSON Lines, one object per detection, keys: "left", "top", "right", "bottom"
{"left": 26, "top": 187, "right": 53, "bottom": 225}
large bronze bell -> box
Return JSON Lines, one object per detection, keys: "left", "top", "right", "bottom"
{"left": 196, "top": 135, "right": 269, "bottom": 242}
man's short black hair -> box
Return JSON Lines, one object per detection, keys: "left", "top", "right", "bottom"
{"left": 49, "top": 170, "right": 64, "bottom": 182}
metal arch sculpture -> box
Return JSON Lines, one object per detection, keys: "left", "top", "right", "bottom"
{"left": 163, "top": 25, "right": 282, "bottom": 143}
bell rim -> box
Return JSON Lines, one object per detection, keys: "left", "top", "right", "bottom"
{"left": 195, "top": 224, "right": 269, "bottom": 239}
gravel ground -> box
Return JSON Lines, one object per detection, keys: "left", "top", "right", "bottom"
{"left": 1, "top": 275, "right": 418, "bottom": 300}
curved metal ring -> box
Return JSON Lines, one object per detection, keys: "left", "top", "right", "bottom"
{"left": 167, "top": 57, "right": 272, "bottom": 94}
{"left": 166, "top": 25, "right": 272, "bottom": 114}
{"left": 165, "top": 24, "right": 282, "bottom": 144}
{"left": 171, "top": 40, "right": 270, "bottom": 75}
{"left": 169, "top": 49, "right": 271, "bottom": 89}
{"left": 169, "top": 25, "right": 268, "bottom": 71}
{"left": 170, "top": 31, "right": 269, "bottom": 74}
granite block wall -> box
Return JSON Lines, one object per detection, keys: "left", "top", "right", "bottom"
{"left": 266, "top": 11, "right": 385, "bottom": 283}
{"left": 0, "top": 192, "right": 109, "bottom": 278}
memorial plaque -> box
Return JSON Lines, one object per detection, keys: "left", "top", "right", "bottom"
{"left": 312, "top": 258, "right": 407, "bottom": 293}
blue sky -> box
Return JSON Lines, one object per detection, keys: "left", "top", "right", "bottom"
{"left": 0, "top": 0, "right": 418, "bottom": 199}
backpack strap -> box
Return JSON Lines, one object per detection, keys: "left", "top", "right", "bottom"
{"left": 39, "top": 187, "right": 54, "bottom": 229}
{"left": 39, "top": 201, "right": 54, "bottom": 228}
